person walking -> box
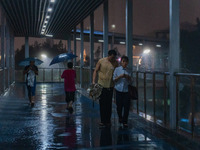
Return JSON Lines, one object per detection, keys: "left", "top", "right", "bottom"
{"left": 23, "top": 60, "right": 38, "bottom": 107}
{"left": 61, "top": 62, "right": 76, "bottom": 114}
{"left": 92, "top": 49, "right": 118, "bottom": 128}
{"left": 113, "top": 56, "right": 131, "bottom": 128}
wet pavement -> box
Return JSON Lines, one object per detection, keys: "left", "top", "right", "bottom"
{"left": 0, "top": 83, "right": 199, "bottom": 150}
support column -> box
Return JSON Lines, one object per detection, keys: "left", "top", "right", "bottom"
{"left": 1, "top": 10, "right": 5, "bottom": 91}
{"left": 103, "top": 0, "right": 108, "bottom": 57}
{"left": 6, "top": 26, "right": 10, "bottom": 86}
{"left": 169, "top": 0, "right": 180, "bottom": 129}
{"left": 80, "top": 22, "right": 84, "bottom": 87}
{"left": 126, "top": 0, "right": 133, "bottom": 72}
{"left": 90, "top": 12, "right": 94, "bottom": 84}
{"left": 11, "top": 35, "right": 15, "bottom": 83}
{"left": 25, "top": 37, "right": 29, "bottom": 58}
{"left": 68, "top": 35, "right": 71, "bottom": 53}
{"left": 73, "top": 27, "right": 77, "bottom": 66}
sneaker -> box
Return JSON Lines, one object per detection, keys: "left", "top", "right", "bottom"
{"left": 99, "top": 123, "right": 106, "bottom": 129}
{"left": 123, "top": 123, "right": 128, "bottom": 128}
{"left": 31, "top": 102, "right": 34, "bottom": 107}
{"left": 119, "top": 118, "right": 123, "bottom": 124}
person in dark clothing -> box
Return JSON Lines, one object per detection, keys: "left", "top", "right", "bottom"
{"left": 92, "top": 50, "right": 118, "bottom": 128}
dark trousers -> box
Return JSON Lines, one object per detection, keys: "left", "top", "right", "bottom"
{"left": 115, "top": 90, "right": 130, "bottom": 124}
{"left": 99, "top": 88, "right": 113, "bottom": 124}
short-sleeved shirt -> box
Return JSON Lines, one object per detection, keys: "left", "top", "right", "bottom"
{"left": 61, "top": 69, "right": 76, "bottom": 92}
{"left": 113, "top": 66, "right": 131, "bottom": 92}
{"left": 97, "top": 57, "right": 118, "bottom": 88}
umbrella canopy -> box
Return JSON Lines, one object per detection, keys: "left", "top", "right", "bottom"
{"left": 18, "top": 57, "right": 43, "bottom": 66}
{"left": 49, "top": 53, "right": 77, "bottom": 66}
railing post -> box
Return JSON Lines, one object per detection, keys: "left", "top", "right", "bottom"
{"left": 176, "top": 75, "right": 179, "bottom": 131}
{"left": 190, "top": 76, "right": 195, "bottom": 138}
{"left": 51, "top": 69, "right": 53, "bottom": 82}
{"left": 144, "top": 72, "right": 146, "bottom": 118}
{"left": 153, "top": 73, "right": 156, "bottom": 123}
{"left": 136, "top": 72, "right": 139, "bottom": 114}
{"left": 59, "top": 69, "right": 61, "bottom": 82}
{"left": 164, "top": 74, "right": 167, "bottom": 126}
{"left": 43, "top": 69, "right": 45, "bottom": 82}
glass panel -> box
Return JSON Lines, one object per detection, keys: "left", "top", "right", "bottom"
{"left": 133, "top": 0, "right": 169, "bottom": 72}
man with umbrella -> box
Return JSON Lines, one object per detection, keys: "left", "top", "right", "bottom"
{"left": 23, "top": 60, "right": 38, "bottom": 106}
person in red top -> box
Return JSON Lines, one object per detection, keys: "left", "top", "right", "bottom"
{"left": 61, "top": 62, "right": 76, "bottom": 113}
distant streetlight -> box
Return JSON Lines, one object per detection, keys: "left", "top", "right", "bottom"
{"left": 143, "top": 49, "right": 150, "bottom": 54}
{"left": 136, "top": 49, "right": 151, "bottom": 71}
{"left": 41, "top": 54, "right": 47, "bottom": 58}
{"left": 111, "top": 24, "right": 116, "bottom": 49}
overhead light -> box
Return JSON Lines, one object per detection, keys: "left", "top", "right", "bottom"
{"left": 41, "top": 32, "right": 44, "bottom": 34}
{"left": 48, "top": 8, "right": 52, "bottom": 12}
{"left": 42, "top": 29, "right": 45, "bottom": 31}
{"left": 120, "top": 41, "right": 125, "bottom": 44}
{"left": 46, "top": 34, "right": 53, "bottom": 37}
{"left": 50, "top": 0, "right": 55, "bottom": 2}
{"left": 44, "top": 21, "right": 48, "bottom": 24}
{"left": 139, "top": 43, "right": 143, "bottom": 46}
{"left": 76, "top": 38, "right": 81, "bottom": 40}
{"left": 43, "top": 25, "right": 47, "bottom": 28}
{"left": 156, "top": 44, "right": 161, "bottom": 47}
{"left": 46, "top": 16, "right": 50, "bottom": 19}
{"left": 98, "top": 40, "right": 104, "bottom": 42}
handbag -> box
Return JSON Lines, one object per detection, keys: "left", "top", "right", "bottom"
{"left": 128, "top": 85, "right": 138, "bottom": 100}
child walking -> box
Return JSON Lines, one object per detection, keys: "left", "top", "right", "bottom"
{"left": 61, "top": 62, "right": 76, "bottom": 114}
{"left": 113, "top": 56, "right": 131, "bottom": 128}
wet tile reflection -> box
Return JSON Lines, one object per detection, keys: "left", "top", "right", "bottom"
{"left": 0, "top": 83, "right": 195, "bottom": 149}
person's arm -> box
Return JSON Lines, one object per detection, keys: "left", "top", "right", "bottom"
{"left": 113, "top": 69, "right": 125, "bottom": 82}
{"left": 34, "top": 66, "right": 38, "bottom": 75}
{"left": 23, "top": 66, "right": 30, "bottom": 75}
{"left": 92, "top": 61, "right": 101, "bottom": 84}
{"left": 124, "top": 74, "right": 131, "bottom": 81}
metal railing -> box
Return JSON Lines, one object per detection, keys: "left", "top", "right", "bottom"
{"left": 14, "top": 67, "right": 200, "bottom": 138}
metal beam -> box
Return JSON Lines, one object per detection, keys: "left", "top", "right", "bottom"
{"left": 103, "top": 0, "right": 108, "bottom": 57}
{"left": 90, "top": 12, "right": 94, "bottom": 84}
{"left": 169, "top": 0, "right": 180, "bottom": 130}
{"left": 126, "top": 0, "right": 133, "bottom": 71}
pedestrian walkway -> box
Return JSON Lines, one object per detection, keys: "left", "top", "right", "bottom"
{"left": 0, "top": 83, "right": 199, "bottom": 150}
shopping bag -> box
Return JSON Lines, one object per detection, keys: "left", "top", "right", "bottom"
{"left": 128, "top": 85, "right": 138, "bottom": 100}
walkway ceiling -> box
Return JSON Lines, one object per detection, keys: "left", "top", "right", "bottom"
{"left": 0, "top": 0, "right": 104, "bottom": 39}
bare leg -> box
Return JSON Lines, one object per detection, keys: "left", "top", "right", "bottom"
{"left": 31, "top": 96, "right": 35, "bottom": 107}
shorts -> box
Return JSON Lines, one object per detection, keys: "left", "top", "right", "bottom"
{"left": 65, "top": 91, "right": 75, "bottom": 103}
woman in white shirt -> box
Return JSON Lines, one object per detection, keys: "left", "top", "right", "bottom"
{"left": 113, "top": 56, "right": 131, "bottom": 127}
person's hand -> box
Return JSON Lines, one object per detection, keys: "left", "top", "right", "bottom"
{"left": 119, "top": 74, "right": 125, "bottom": 78}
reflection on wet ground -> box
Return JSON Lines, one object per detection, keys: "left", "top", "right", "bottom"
{"left": 0, "top": 83, "right": 199, "bottom": 149}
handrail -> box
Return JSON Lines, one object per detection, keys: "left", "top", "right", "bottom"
{"left": 14, "top": 67, "right": 200, "bottom": 139}
{"left": 175, "top": 72, "right": 200, "bottom": 77}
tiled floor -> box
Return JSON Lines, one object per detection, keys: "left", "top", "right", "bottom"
{"left": 0, "top": 83, "right": 199, "bottom": 149}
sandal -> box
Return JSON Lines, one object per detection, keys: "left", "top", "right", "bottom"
{"left": 68, "top": 107, "right": 74, "bottom": 114}
{"left": 98, "top": 123, "right": 106, "bottom": 128}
